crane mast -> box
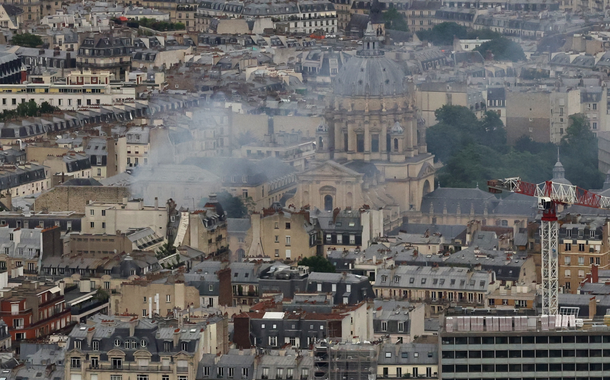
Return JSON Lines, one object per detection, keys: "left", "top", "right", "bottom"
{"left": 487, "top": 178, "right": 610, "bottom": 315}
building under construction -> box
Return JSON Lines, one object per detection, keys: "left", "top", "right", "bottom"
{"left": 315, "top": 341, "right": 377, "bottom": 380}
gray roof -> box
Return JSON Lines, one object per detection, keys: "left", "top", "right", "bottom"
{"left": 334, "top": 53, "right": 408, "bottom": 97}
{"left": 375, "top": 265, "right": 490, "bottom": 291}
{"left": 378, "top": 343, "right": 438, "bottom": 365}
{"left": 227, "top": 218, "right": 251, "bottom": 234}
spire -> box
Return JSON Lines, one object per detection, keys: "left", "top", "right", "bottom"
{"left": 557, "top": 146, "right": 560, "bottom": 163}
{"left": 553, "top": 149, "right": 566, "bottom": 181}
{"left": 358, "top": 22, "right": 383, "bottom": 57}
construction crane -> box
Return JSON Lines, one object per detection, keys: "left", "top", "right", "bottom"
{"left": 487, "top": 177, "right": 610, "bottom": 315}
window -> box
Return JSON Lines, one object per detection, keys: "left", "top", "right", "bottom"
{"left": 564, "top": 256, "right": 571, "bottom": 265}
{"left": 285, "top": 222, "right": 291, "bottom": 229}
{"left": 112, "top": 358, "right": 122, "bottom": 369}
{"left": 217, "top": 368, "right": 224, "bottom": 377}
{"left": 578, "top": 244, "right": 585, "bottom": 252}
{"left": 287, "top": 369, "right": 293, "bottom": 379}
{"left": 372, "top": 134, "right": 379, "bottom": 152}
{"left": 74, "top": 340, "right": 81, "bottom": 349}
{"left": 71, "top": 357, "right": 81, "bottom": 368}
{"left": 90, "top": 209, "right": 94, "bottom": 216}
{"left": 285, "top": 236, "right": 291, "bottom": 246}
{"left": 356, "top": 133, "right": 364, "bottom": 152}
{"left": 242, "top": 368, "right": 249, "bottom": 378}
{"left": 137, "top": 376, "right": 149, "bottom": 380}
{"left": 578, "top": 270, "right": 585, "bottom": 278}
{"left": 114, "top": 339, "right": 121, "bottom": 347}
{"left": 317, "top": 283, "right": 322, "bottom": 291}
{"left": 229, "top": 368, "right": 234, "bottom": 378}
{"left": 90, "top": 222, "right": 94, "bottom": 228}
{"left": 166, "top": 295, "right": 171, "bottom": 302}
{"left": 111, "top": 376, "right": 122, "bottom": 380}
{"left": 263, "top": 368, "right": 270, "bottom": 379}
{"left": 302, "top": 369, "right": 309, "bottom": 379}
{"left": 92, "top": 340, "right": 99, "bottom": 350}
{"left": 274, "top": 222, "right": 279, "bottom": 229}
{"left": 269, "top": 336, "right": 278, "bottom": 346}
{"left": 91, "top": 357, "right": 99, "bottom": 368}
{"left": 398, "top": 322, "right": 405, "bottom": 332}
{"left": 381, "top": 321, "right": 388, "bottom": 331}
{"left": 385, "top": 352, "right": 392, "bottom": 358}
{"left": 204, "top": 367, "right": 210, "bottom": 376}
{"left": 565, "top": 269, "right": 571, "bottom": 278}
{"left": 275, "top": 236, "right": 279, "bottom": 243}
{"left": 277, "top": 368, "right": 284, "bottom": 379}
{"left": 578, "top": 256, "right": 585, "bottom": 265}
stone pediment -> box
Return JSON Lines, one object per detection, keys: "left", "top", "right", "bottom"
{"left": 301, "top": 161, "right": 363, "bottom": 179}
{"left": 417, "top": 161, "right": 435, "bottom": 179}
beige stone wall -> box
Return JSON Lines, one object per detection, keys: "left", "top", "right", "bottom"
{"left": 249, "top": 211, "right": 316, "bottom": 261}
{"left": 26, "top": 146, "right": 71, "bottom": 164}
{"left": 110, "top": 282, "right": 201, "bottom": 316}
{"left": 232, "top": 114, "right": 322, "bottom": 140}
{"left": 34, "top": 186, "right": 130, "bottom": 213}
{"left": 506, "top": 91, "right": 550, "bottom": 144}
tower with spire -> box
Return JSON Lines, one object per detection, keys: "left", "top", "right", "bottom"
{"left": 552, "top": 148, "right": 571, "bottom": 185}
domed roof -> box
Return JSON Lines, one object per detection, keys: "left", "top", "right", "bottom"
{"left": 552, "top": 150, "right": 571, "bottom": 186}
{"left": 333, "top": 23, "right": 408, "bottom": 97}
{"left": 390, "top": 121, "right": 404, "bottom": 135}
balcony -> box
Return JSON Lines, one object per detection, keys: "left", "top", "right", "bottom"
{"left": 177, "top": 367, "right": 189, "bottom": 373}
{"left": 89, "top": 363, "right": 173, "bottom": 371}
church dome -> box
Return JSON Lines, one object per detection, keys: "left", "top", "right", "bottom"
{"left": 390, "top": 121, "right": 404, "bottom": 135}
{"left": 333, "top": 23, "right": 408, "bottom": 97}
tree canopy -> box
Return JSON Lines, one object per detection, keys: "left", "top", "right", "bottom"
{"left": 475, "top": 37, "right": 526, "bottom": 62}
{"left": 298, "top": 256, "right": 336, "bottom": 273}
{"left": 426, "top": 106, "right": 603, "bottom": 190}
{"left": 383, "top": 8, "right": 409, "bottom": 32}
{"left": 0, "top": 100, "right": 60, "bottom": 121}
{"left": 124, "top": 17, "right": 185, "bottom": 31}
{"left": 10, "top": 33, "right": 43, "bottom": 48}
{"left": 415, "top": 22, "right": 501, "bottom": 46}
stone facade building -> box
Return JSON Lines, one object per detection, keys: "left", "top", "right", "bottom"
{"left": 288, "top": 24, "right": 435, "bottom": 231}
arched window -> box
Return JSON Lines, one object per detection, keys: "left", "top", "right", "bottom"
{"left": 324, "top": 195, "right": 333, "bottom": 211}
{"left": 394, "top": 138, "right": 399, "bottom": 151}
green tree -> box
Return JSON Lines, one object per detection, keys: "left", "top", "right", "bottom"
{"left": 559, "top": 114, "right": 604, "bottom": 189}
{"left": 156, "top": 242, "right": 176, "bottom": 258}
{"left": 11, "top": 33, "right": 43, "bottom": 48}
{"left": 93, "top": 288, "right": 110, "bottom": 302}
{"left": 475, "top": 37, "right": 526, "bottom": 62}
{"left": 427, "top": 106, "right": 603, "bottom": 190}
{"left": 39, "top": 101, "right": 56, "bottom": 114}
{"left": 383, "top": 8, "right": 409, "bottom": 32}
{"left": 416, "top": 22, "right": 468, "bottom": 45}
{"left": 298, "top": 256, "right": 336, "bottom": 273}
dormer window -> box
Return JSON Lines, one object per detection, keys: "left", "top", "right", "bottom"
{"left": 114, "top": 339, "right": 121, "bottom": 347}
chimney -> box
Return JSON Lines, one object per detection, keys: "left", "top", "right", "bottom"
{"left": 129, "top": 317, "right": 137, "bottom": 337}
{"left": 155, "top": 197, "right": 159, "bottom": 209}
{"left": 589, "top": 296, "right": 597, "bottom": 319}
{"left": 592, "top": 264, "right": 599, "bottom": 283}
{"left": 86, "top": 326, "right": 95, "bottom": 346}
{"left": 173, "top": 328, "right": 181, "bottom": 348}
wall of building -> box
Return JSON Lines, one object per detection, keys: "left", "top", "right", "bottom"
{"left": 232, "top": 114, "right": 322, "bottom": 140}
{"left": 34, "top": 186, "right": 130, "bottom": 213}
{"left": 110, "top": 282, "right": 201, "bottom": 317}
{"left": 506, "top": 91, "right": 550, "bottom": 144}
